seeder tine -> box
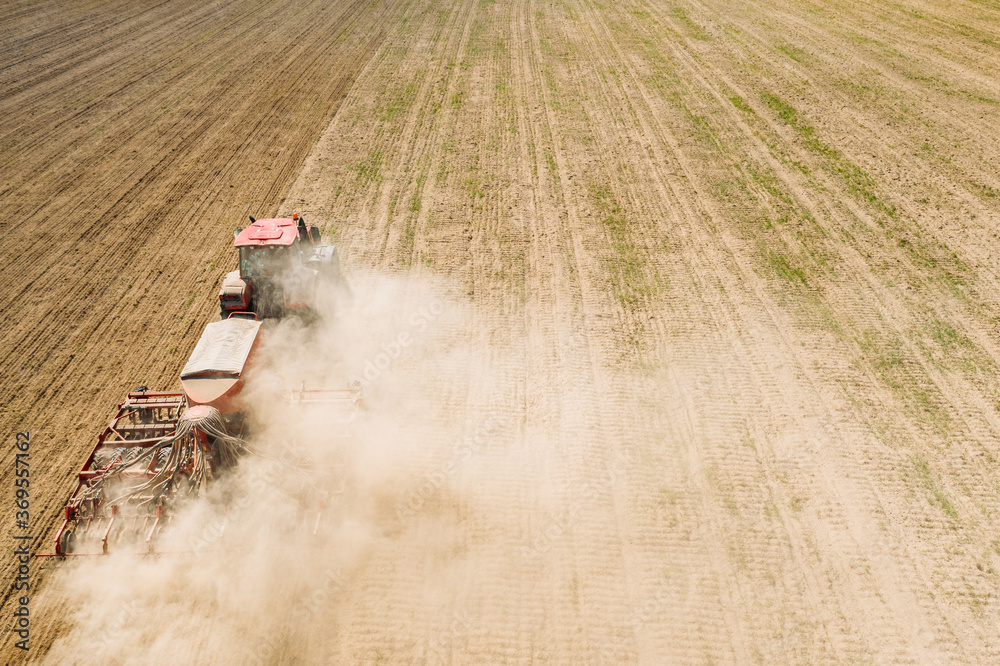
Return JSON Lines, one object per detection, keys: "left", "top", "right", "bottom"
{"left": 102, "top": 505, "right": 119, "bottom": 555}
{"left": 146, "top": 505, "right": 163, "bottom": 554}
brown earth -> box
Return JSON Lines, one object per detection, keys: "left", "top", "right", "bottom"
{"left": 5, "top": 0, "right": 1000, "bottom": 662}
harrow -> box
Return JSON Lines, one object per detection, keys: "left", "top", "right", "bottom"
{"left": 47, "top": 391, "right": 252, "bottom": 556}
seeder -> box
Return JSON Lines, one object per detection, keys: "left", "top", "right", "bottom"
{"left": 44, "top": 323, "right": 361, "bottom": 557}
{"left": 50, "top": 393, "right": 241, "bottom": 556}
{"left": 42, "top": 314, "right": 263, "bottom": 556}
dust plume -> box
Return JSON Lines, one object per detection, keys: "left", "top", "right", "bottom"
{"left": 40, "top": 271, "right": 513, "bottom": 664}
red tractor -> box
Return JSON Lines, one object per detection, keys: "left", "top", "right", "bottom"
{"left": 218, "top": 214, "right": 343, "bottom": 319}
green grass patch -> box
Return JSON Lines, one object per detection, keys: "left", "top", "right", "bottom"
{"left": 669, "top": 7, "right": 710, "bottom": 40}
{"left": 461, "top": 166, "right": 491, "bottom": 204}
{"left": 776, "top": 43, "right": 807, "bottom": 62}
{"left": 729, "top": 94, "right": 755, "bottom": 116}
{"left": 352, "top": 150, "right": 384, "bottom": 183}
{"left": 746, "top": 164, "right": 792, "bottom": 205}
{"left": 765, "top": 249, "right": 808, "bottom": 287}
{"left": 378, "top": 80, "right": 419, "bottom": 122}
{"left": 914, "top": 456, "right": 959, "bottom": 520}
{"left": 923, "top": 317, "right": 993, "bottom": 375}
{"left": 590, "top": 183, "right": 657, "bottom": 310}
{"left": 857, "top": 329, "right": 906, "bottom": 388}
{"left": 930, "top": 319, "right": 962, "bottom": 351}
{"left": 971, "top": 181, "right": 998, "bottom": 198}
{"left": 544, "top": 150, "right": 558, "bottom": 177}
{"left": 761, "top": 92, "right": 897, "bottom": 219}
{"left": 961, "top": 90, "right": 998, "bottom": 105}
{"left": 856, "top": 328, "right": 953, "bottom": 433}
{"left": 682, "top": 106, "right": 715, "bottom": 145}
{"left": 410, "top": 173, "right": 426, "bottom": 213}
{"left": 761, "top": 93, "right": 809, "bottom": 133}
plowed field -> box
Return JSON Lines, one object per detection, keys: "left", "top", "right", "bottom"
{"left": 4, "top": 0, "right": 1000, "bottom": 662}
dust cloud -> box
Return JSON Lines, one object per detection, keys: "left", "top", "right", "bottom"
{"left": 41, "top": 271, "right": 512, "bottom": 664}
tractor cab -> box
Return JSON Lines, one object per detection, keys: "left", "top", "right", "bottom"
{"left": 236, "top": 215, "right": 320, "bottom": 279}
{"left": 239, "top": 243, "right": 297, "bottom": 281}
{"left": 219, "top": 214, "right": 340, "bottom": 320}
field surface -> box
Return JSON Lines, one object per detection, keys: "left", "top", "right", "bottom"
{"left": 4, "top": 0, "right": 1000, "bottom": 662}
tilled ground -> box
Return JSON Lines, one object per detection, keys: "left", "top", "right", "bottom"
{"left": 5, "top": 0, "right": 1000, "bottom": 663}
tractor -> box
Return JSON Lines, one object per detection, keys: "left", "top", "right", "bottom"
{"left": 38, "top": 212, "right": 358, "bottom": 558}
{"left": 218, "top": 214, "right": 343, "bottom": 319}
